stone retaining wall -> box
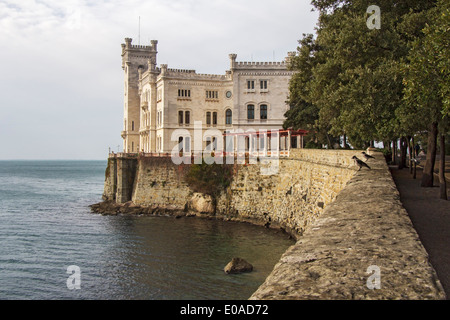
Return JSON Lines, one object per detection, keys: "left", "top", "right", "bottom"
{"left": 131, "top": 156, "right": 191, "bottom": 209}
{"left": 100, "top": 149, "right": 446, "bottom": 299}
{"left": 215, "top": 149, "right": 358, "bottom": 237}
{"left": 250, "top": 152, "right": 446, "bottom": 299}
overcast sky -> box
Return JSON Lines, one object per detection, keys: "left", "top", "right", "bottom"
{"left": 0, "top": 0, "right": 319, "bottom": 160}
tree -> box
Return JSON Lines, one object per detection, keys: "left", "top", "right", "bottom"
{"left": 401, "top": 0, "right": 449, "bottom": 197}
{"left": 284, "top": 0, "right": 437, "bottom": 150}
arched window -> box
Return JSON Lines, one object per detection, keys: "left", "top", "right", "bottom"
{"left": 178, "top": 111, "right": 183, "bottom": 125}
{"left": 260, "top": 104, "right": 268, "bottom": 120}
{"left": 247, "top": 105, "right": 254, "bottom": 120}
{"left": 185, "top": 111, "right": 190, "bottom": 125}
{"left": 226, "top": 109, "right": 232, "bottom": 125}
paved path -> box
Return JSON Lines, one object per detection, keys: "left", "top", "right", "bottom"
{"left": 391, "top": 166, "right": 450, "bottom": 299}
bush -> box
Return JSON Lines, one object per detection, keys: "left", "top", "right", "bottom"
{"left": 184, "top": 158, "right": 234, "bottom": 196}
{"left": 304, "top": 140, "right": 323, "bottom": 149}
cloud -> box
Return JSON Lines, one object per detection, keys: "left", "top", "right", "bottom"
{"left": 0, "top": 0, "right": 318, "bottom": 159}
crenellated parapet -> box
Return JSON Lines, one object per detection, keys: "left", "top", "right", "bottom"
{"left": 235, "top": 61, "right": 287, "bottom": 68}
{"left": 228, "top": 52, "right": 293, "bottom": 71}
{"left": 157, "top": 67, "right": 232, "bottom": 81}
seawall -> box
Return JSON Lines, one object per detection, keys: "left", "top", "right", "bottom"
{"left": 101, "top": 150, "right": 358, "bottom": 237}
{"left": 96, "top": 149, "right": 446, "bottom": 299}
{"left": 250, "top": 152, "right": 446, "bottom": 299}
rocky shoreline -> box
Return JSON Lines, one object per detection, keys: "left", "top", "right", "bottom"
{"left": 89, "top": 200, "right": 297, "bottom": 240}
{"left": 89, "top": 200, "right": 187, "bottom": 217}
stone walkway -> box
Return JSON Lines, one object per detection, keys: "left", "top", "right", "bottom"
{"left": 391, "top": 166, "right": 450, "bottom": 299}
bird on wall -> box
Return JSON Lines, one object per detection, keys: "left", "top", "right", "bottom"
{"left": 352, "top": 156, "right": 371, "bottom": 171}
{"left": 362, "top": 152, "right": 375, "bottom": 161}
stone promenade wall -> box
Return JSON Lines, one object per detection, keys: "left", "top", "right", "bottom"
{"left": 250, "top": 152, "right": 446, "bottom": 300}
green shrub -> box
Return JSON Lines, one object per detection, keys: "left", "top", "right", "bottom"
{"left": 184, "top": 158, "right": 234, "bottom": 196}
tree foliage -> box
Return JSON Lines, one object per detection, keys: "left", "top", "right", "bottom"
{"left": 285, "top": 0, "right": 438, "bottom": 148}
{"left": 400, "top": 0, "right": 449, "bottom": 126}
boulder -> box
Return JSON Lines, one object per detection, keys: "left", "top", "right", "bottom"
{"left": 188, "top": 193, "right": 215, "bottom": 214}
{"left": 224, "top": 258, "right": 253, "bottom": 274}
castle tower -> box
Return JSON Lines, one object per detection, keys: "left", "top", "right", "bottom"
{"left": 121, "top": 38, "right": 158, "bottom": 153}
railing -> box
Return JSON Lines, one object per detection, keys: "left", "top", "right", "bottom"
{"left": 109, "top": 149, "right": 292, "bottom": 160}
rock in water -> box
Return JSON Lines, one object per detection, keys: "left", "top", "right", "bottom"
{"left": 224, "top": 258, "right": 253, "bottom": 274}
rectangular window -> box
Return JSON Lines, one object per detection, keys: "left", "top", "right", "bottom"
{"left": 206, "top": 112, "right": 211, "bottom": 126}
{"left": 185, "top": 111, "right": 190, "bottom": 125}
{"left": 132, "top": 121, "right": 135, "bottom": 131}
{"left": 247, "top": 105, "right": 255, "bottom": 120}
{"left": 226, "top": 109, "right": 232, "bottom": 125}
{"left": 206, "top": 90, "right": 219, "bottom": 100}
{"left": 259, "top": 80, "right": 267, "bottom": 90}
{"left": 247, "top": 80, "right": 255, "bottom": 90}
{"left": 213, "top": 112, "right": 217, "bottom": 126}
{"left": 260, "top": 105, "right": 268, "bottom": 120}
{"left": 178, "top": 89, "right": 191, "bottom": 98}
{"left": 185, "top": 137, "right": 191, "bottom": 153}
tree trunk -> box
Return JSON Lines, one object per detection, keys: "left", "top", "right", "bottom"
{"left": 386, "top": 141, "right": 391, "bottom": 152}
{"left": 409, "top": 136, "right": 414, "bottom": 174}
{"left": 392, "top": 140, "right": 397, "bottom": 165}
{"left": 343, "top": 134, "right": 349, "bottom": 149}
{"left": 399, "top": 136, "right": 408, "bottom": 169}
{"left": 326, "top": 134, "right": 333, "bottom": 149}
{"left": 421, "top": 122, "right": 438, "bottom": 187}
{"left": 439, "top": 134, "right": 447, "bottom": 200}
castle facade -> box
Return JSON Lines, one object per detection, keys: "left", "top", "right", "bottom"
{"left": 120, "top": 38, "right": 296, "bottom": 154}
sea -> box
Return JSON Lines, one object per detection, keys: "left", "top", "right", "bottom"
{"left": 0, "top": 160, "right": 294, "bottom": 300}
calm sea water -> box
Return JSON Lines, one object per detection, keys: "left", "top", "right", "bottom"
{"left": 0, "top": 160, "right": 293, "bottom": 300}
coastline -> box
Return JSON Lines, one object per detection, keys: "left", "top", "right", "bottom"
{"left": 89, "top": 200, "right": 299, "bottom": 240}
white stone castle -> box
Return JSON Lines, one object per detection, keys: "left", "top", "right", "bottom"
{"left": 120, "top": 38, "right": 300, "bottom": 155}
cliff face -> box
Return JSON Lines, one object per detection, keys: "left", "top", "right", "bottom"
{"left": 98, "top": 150, "right": 446, "bottom": 299}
